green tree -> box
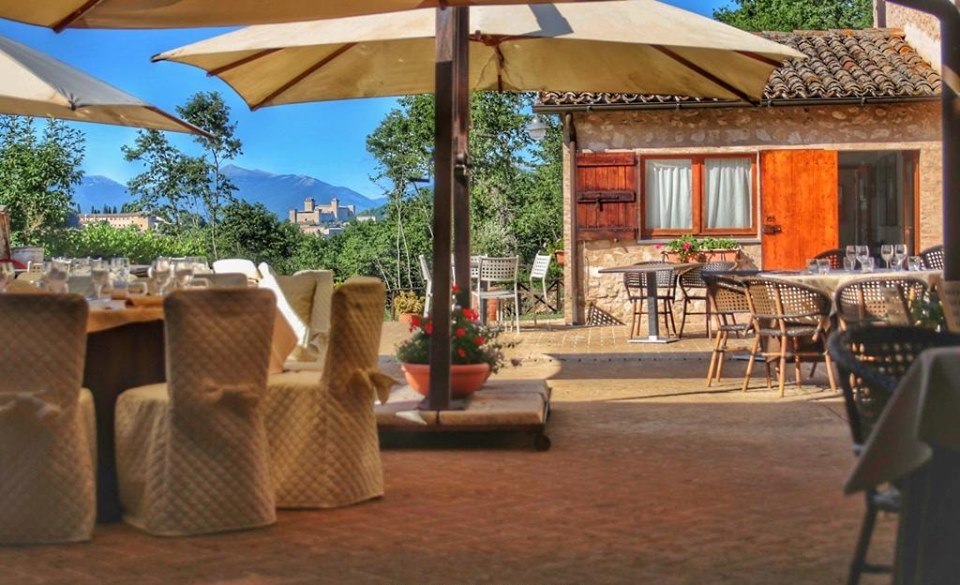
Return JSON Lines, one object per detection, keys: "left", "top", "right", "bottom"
{"left": 176, "top": 91, "right": 243, "bottom": 258}
{"left": 713, "top": 0, "right": 873, "bottom": 31}
{"left": 218, "top": 200, "right": 302, "bottom": 273}
{"left": 0, "top": 116, "right": 85, "bottom": 245}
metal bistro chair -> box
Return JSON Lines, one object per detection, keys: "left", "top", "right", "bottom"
{"left": 828, "top": 327, "right": 960, "bottom": 585}
{"left": 418, "top": 254, "right": 433, "bottom": 317}
{"left": 834, "top": 275, "right": 929, "bottom": 329}
{"left": 703, "top": 274, "right": 753, "bottom": 386}
{"left": 623, "top": 261, "right": 678, "bottom": 339}
{"left": 814, "top": 248, "right": 845, "bottom": 270}
{"left": 678, "top": 261, "right": 736, "bottom": 338}
{"left": 526, "top": 253, "right": 554, "bottom": 322}
{"left": 741, "top": 277, "right": 837, "bottom": 396}
{"left": 473, "top": 256, "right": 520, "bottom": 333}
{"left": 918, "top": 244, "right": 944, "bottom": 271}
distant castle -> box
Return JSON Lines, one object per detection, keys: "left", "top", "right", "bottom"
{"left": 289, "top": 197, "right": 374, "bottom": 236}
{"left": 76, "top": 212, "right": 159, "bottom": 231}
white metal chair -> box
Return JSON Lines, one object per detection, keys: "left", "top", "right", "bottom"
{"left": 526, "top": 253, "right": 553, "bottom": 323}
{"left": 418, "top": 254, "right": 433, "bottom": 317}
{"left": 473, "top": 256, "right": 520, "bottom": 333}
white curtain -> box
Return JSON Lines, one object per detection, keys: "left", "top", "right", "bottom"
{"left": 645, "top": 159, "right": 692, "bottom": 230}
{"left": 705, "top": 158, "right": 752, "bottom": 229}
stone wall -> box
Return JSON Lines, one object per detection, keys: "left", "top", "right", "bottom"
{"left": 882, "top": 2, "right": 945, "bottom": 68}
{"left": 563, "top": 101, "right": 943, "bottom": 324}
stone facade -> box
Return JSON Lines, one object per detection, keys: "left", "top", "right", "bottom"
{"left": 77, "top": 212, "right": 159, "bottom": 231}
{"left": 562, "top": 101, "right": 943, "bottom": 325}
{"left": 878, "top": 2, "right": 945, "bottom": 67}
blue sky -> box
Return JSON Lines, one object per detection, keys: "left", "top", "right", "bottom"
{"left": 0, "top": 0, "right": 728, "bottom": 199}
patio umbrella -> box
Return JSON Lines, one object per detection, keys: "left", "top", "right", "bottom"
{"left": 0, "top": 0, "right": 606, "bottom": 30}
{"left": 151, "top": 1, "right": 801, "bottom": 107}
{"left": 0, "top": 35, "right": 203, "bottom": 134}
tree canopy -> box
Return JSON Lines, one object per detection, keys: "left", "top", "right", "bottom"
{"left": 713, "top": 0, "right": 873, "bottom": 31}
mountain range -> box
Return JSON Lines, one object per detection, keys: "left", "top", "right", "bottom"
{"left": 73, "top": 164, "right": 385, "bottom": 219}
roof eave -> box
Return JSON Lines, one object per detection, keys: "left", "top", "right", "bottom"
{"left": 533, "top": 94, "right": 942, "bottom": 114}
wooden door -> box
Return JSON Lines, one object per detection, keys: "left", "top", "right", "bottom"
{"left": 760, "top": 150, "right": 839, "bottom": 270}
{"left": 575, "top": 152, "right": 638, "bottom": 241}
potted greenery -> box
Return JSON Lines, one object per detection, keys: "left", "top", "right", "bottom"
{"left": 396, "top": 288, "right": 519, "bottom": 398}
{"left": 659, "top": 235, "right": 740, "bottom": 263}
{"left": 393, "top": 290, "right": 425, "bottom": 325}
{"left": 546, "top": 238, "right": 565, "bottom": 266}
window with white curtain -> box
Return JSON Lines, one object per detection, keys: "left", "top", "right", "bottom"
{"left": 641, "top": 155, "right": 755, "bottom": 236}
{"left": 644, "top": 159, "right": 692, "bottom": 230}
{"left": 704, "top": 158, "right": 752, "bottom": 230}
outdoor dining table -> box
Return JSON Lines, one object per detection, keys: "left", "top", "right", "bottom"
{"left": 753, "top": 269, "right": 943, "bottom": 295}
{"left": 83, "top": 297, "right": 296, "bottom": 522}
{"left": 844, "top": 346, "right": 960, "bottom": 585}
{"left": 598, "top": 262, "right": 698, "bottom": 343}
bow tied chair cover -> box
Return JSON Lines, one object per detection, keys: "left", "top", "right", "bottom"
{"left": 0, "top": 294, "right": 96, "bottom": 544}
{"left": 263, "top": 277, "right": 396, "bottom": 508}
{"left": 115, "top": 289, "right": 277, "bottom": 536}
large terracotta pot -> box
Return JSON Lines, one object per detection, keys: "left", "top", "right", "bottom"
{"left": 402, "top": 362, "right": 491, "bottom": 398}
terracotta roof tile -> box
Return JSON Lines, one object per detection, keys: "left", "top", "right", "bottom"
{"left": 537, "top": 29, "right": 940, "bottom": 109}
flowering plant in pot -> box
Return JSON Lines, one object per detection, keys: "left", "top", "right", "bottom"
{"left": 659, "top": 235, "right": 740, "bottom": 263}
{"left": 395, "top": 286, "right": 519, "bottom": 398}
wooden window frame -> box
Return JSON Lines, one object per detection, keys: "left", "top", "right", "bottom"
{"left": 639, "top": 153, "right": 758, "bottom": 239}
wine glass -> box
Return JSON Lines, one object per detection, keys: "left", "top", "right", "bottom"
{"left": 880, "top": 244, "right": 893, "bottom": 269}
{"left": 0, "top": 262, "right": 15, "bottom": 292}
{"left": 188, "top": 256, "right": 210, "bottom": 274}
{"left": 892, "top": 244, "right": 908, "bottom": 271}
{"left": 110, "top": 257, "right": 130, "bottom": 298}
{"left": 150, "top": 257, "right": 172, "bottom": 295}
{"left": 43, "top": 259, "right": 69, "bottom": 293}
{"left": 855, "top": 245, "right": 870, "bottom": 271}
{"left": 91, "top": 258, "right": 111, "bottom": 301}
{"left": 845, "top": 246, "right": 857, "bottom": 270}
{"left": 173, "top": 260, "right": 194, "bottom": 289}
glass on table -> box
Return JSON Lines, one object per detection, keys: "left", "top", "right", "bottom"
{"left": 91, "top": 258, "right": 111, "bottom": 301}
{"left": 173, "top": 260, "right": 195, "bottom": 289}
{"left": 855, "top": 245, "right": 870, "bottom": 270}
{"left": 842, "top": 256, "right": 857, "bottom": 271}
{"left": 860, "top": 256, "right": 875, "bottom": 273}
{"left": 907, "top": 256, "right": 924, "bottom": 272}
{"left": 43, "top": 259, "right": 69, "bottom": 293}
{"left": 880, "top": 244, "right": 894, "bottom": 268}
{"left": 806, "top": 258, "right": 819, "bottom": 274}
{"left": 149, "top": 257, "right": 172, "bottom": 296}
{"left": 845, "top": 245, "right": 857, "bottom": 268}
{"left": 816, "top": 258, "right": 831, "bottom": 274}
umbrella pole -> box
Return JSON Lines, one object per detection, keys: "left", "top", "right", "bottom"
{"left": 453, "top": 7, "right": 472, "bottom": 310}
{"left": 428, "top": 6, "right": 470, "bottom": 410}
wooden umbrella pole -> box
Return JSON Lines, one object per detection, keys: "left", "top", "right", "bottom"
{"left": 0, "top": 206, "right": 10, "bottom": 260}
{"left": 452, "top": 6, "right": 472, "bottom": 311}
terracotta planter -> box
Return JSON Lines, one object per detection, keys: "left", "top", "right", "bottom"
{"left": 402, "top": 362, "right": 491, "bottom": 398}
{"left": 554, "top": 250, "right": 565, "bottom": 266}
{"left": 397, "top": 312, "right": 420, "bottom": 326}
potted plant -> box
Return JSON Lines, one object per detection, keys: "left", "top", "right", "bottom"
{"left": 546, "top": 238, "right": 565, "bottom": 266}
{"left": 393, "top": 290, "right": 425, "bottom": 325}
{"left": 659, "top": 235, "right": 740, "bottom": 263}
{"left": 396, "top": 287, "right": 519, "bottom": 398}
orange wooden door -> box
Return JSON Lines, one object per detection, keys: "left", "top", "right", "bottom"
{"left": 760, "top": 150, "right": 839, "bottom": 270}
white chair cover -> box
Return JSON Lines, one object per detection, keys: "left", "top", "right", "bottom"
{"left": 212, "top": 258, "right": 260, "bottom": 282}
{"left": 259, "top": 263, "right": 334, "bottom": 365}
{"left": 264, "top": 277, "right": 395, "bottom": 508}
{"left": 0, "top": 294, "right": 96, "bottom": 544}
{"left": 115, "top": 289, "right": 276, "bottom": 536}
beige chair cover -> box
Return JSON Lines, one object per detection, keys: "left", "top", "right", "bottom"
{"left": 115, "top": 289, "right": 277, "bottom": 536}
{"left": 0, "top": 294, "right": 96, "bottom": 544}
{"left": 258, "top": 262, "right": 334, "bottom": 365}
{"left": 264, "top": 277, "right": 395, "bottom": 508}
{"left": 295, "top": 268, "right": 334, "bottom": 365}
{"left": 212, "top": 258, "right": 260, "bottom": 282}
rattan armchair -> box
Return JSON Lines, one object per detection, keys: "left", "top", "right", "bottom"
{"left": 834, "top": 275, "right": 928, "bottom": 329}
{"left": 828, "top": 327, "right": 960, "bottom": 585}
{"left": 703, "top": 274, "right": 753, "bottom": 386}
{"left": 918, "top": 244, "right": 944, "bottom": 271}
{"left": 741, "top": 277, "right": 837, "bottom": 396}
{"left": 678, "top": 261, "right": 736, "bottom": 338}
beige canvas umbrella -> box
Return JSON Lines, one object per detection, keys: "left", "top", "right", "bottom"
{"left": 153, "top": 0, "right": 801, "bottom": 107}
{"left": 0, "top": 35, "right": 203, "bottom": 134}
{"left": 0, "top": 0, "right": 605, "bottom": 30}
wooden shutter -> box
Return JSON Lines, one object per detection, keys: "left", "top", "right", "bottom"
{"left": 575, "top": 152, "right": 638, "bottom": 241}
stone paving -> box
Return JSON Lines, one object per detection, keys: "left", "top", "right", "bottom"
{"left": 0, "top": 320, "right": 896, "bottom": 585}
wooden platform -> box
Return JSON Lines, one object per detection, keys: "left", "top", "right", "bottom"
{"left": 375, "top": 379, "right": 552, "bottom": 450}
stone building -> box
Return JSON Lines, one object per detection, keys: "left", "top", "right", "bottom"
{"left": 535, "top": 4, "right": 946, "bottom": 325}
{"left": 288, "top": 196, "right": 356, "bottom": 231}
{"left": 77, "top": 212, "right": 159, "bottom": 231}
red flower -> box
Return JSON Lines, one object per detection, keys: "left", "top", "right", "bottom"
{"left": 424, "top": 323, "right": 433, "bottom": 334}
{"left": 462, "top": 307, "right": 478, "bottom": 320}
{"left": 474, "top": 336, "right": 485, "bottom": 346}
{"left": 682, "top": 242, "right": 692, "bottom": 250}
{"left": 456, "top": 327, "right": 466, "bottom": 337}
{"left": 457, "top": 348, "right": 467, "bottom": 358}
{"left": 410, "top": 315, "right": 421, "bottom": 327}
{"left": 452, "top": 284, "right": 461, "bottom": 293}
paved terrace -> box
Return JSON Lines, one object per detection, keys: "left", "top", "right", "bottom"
{"left": 1, "top": 321, "right": 892, "bottom": 585}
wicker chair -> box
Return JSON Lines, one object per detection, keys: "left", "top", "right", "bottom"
{"left": 918, "top": 244, "right": 944, "bottom": 271}
{"left": 814, "top": 248, "right": 845, "bottom": 270}
{"left": 741, "top": 277, "right": 837, "bottom": 396}
{"left": 623, "top": 262, "right": 678, "bottom": 338}
{"left": 703, "top": 274, "right": 753, "bottom": 386}
{"left": 678, "top": 261, "right": 736, "bottom": 338}
{"left": 834, "top": 275, "right": 928, "bottom": 329}
{"left": 827, "top": 327, "right": 960, "bottom": 585}
{"left": 938, "top": 280, "right": 960, "bottom": 333}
